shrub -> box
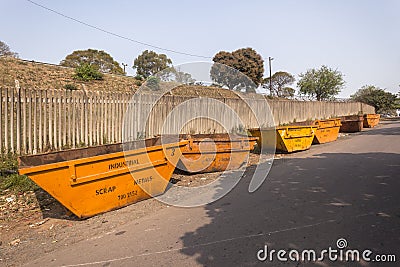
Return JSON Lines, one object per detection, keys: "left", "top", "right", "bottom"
{"left": 74, "top": 63, "right": 103, "bottom": 81}
{"left": 63, "top": 83, "right": 78, "bottom": 90}
{"left": 0, "top": 153, "right": 38, "bottom": 193}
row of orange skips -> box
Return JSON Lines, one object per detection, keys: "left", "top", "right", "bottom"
{"left": 18, "top": 114, "right": 380, "bottom": 218}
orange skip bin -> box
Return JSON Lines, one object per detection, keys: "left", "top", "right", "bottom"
{"left": 340, "top": 115, "right": 364, "bottom": 133}
{"left": 363, "top": 114, "right": 380, "bottom": 128}
{"left": 18, "top": 137, "right": 188, "bottom": 218}
{"left": 248, "top": 126, "right": 317, "bottom": 153}
{"left": 312, "top": 118, "right": 341, "bottom": 144}
{"left": 177, "top": 134, "right": 258, "bottom": 173}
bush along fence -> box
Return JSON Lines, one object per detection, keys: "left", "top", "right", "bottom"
{"left": 0, "top": 87, "right": 374, "bottom": 155}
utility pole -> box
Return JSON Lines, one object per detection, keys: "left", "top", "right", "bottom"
{"left": 268, "top": 57, "right": 274, "bottom": 96}
{"left": 122, "top": 63, "right": 128, "bottom": 74}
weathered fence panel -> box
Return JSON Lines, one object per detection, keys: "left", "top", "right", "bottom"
{"left": 0, "top": 87, "right": 375, "bottom": 155}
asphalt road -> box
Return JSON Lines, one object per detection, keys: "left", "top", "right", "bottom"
{"left": 26, "top": 120, "right": 400, "bottom": 267}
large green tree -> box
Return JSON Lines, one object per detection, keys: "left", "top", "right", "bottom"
{"left": 297, "top": 65, "right": 344, "bottom": 101}
{"left": 351, "top": 85, "right": 397, "bottom": 113}
{"left": 60, "top": 49, "right": 124, "bottom": 75}
{"left": 210, "top": 48, "right": 264, "bottom": 93}
{"left": 0, "top": 40, "right": 18, "bottom": 58}
{"left": 133, "top": 50, "right": 172, "bottom": 78}
{"left": 263, "top": 71, "right": 295, "bottom": 98}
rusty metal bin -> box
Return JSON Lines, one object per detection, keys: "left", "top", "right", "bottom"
{"left": 312, "top": 118, "right": 341, "bottom": 144}
{"left": 363, "top": 114, "right": 380, "bottom": 128}
{"left": 177, "top": 134, "right": 257, "bottom": 173}
{"left": 248, "top": 126, "right": 317, "bottom": 153}
{"left": 18, "top": 137, "right": 188, "bottom": 218}
{"left": 340, "top": 115, "right": 363, "bottom": 133}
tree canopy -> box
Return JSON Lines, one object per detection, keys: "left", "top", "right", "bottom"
{"left": 133, "top": 50, "right": 172, "bottom": 78}
{"left": 263, "top": 71, "right": 295, "bottom": 98}
{"left": 297, "top": 65, "right": 344, "bottom": 101}
{"left": 0, "top": 40, "right": 18, "bottom": 58}
{"left": 210, "top": 48, "right": 264, "bottom": 93}
{"left": 60, "top": 49, "right": 124, "bottom": 75}
{"left": 351, "top": 85, "right": 398, "bottom": 113}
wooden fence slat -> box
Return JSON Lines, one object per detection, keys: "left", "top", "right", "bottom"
{"left": 33, "top": 90, "right": 38, "bottom": 154}
{"left": 72, "top": 91, "right": 76, "bottom": 148}
{"left": 28, "top": 89, "right": 33, "bottom": 154}
{"left": 38, "top": 90, "right": 43, "bottom": 153}
{"left": 4, "top": 88, "right": 8, "bottom": 152}
{"left": 16, "top": 87, "right": 21, "bottom": 154}
{"left": 21, "top": 89, "right": 28, "bottom": 154}
{"left": 58, "top": 90, "right": 62, "bottom": 149}
{"left": 67, "top": 90, "right": 71, "bottom": 147}
{"left": 0, "top": 88, "right": 2, "bottom": 153}
{"left": 89, "top": 92, "right": 93, "bottom": 146}
{"left": 62, "top": 89, "right": 67, "bottom": 147}
{"left": 10, "top": 87, "right": 14, "bottom": 152}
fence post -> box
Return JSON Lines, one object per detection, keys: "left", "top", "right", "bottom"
{"left": 4, "top": 88, "right": 9, "bottom": 152}
{"left": 10, "top": 86, "right": 14, "bottom": 153}
{"left": 16, "top": 81, "right": 21, "bottom": 154}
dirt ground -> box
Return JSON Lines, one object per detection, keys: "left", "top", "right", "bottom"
{"left": 0, "top": 152, "right": 276, "bottom": 267}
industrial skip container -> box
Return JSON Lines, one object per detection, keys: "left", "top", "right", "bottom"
{"left": 312, "top": 118, "right": 341, "bottom": 144}
{"left": 340, "top": 115, "right": 363, "bottom": 133}
{"left": 288, "top": 118, "right": 341, "bottom": 144}
{"left": 248, "top": 126, "right": 317, "bottom": 153}
{"left": 363, "top": 114, "right": 380, "bottom": 128}
{"left": 18, "top": 137, "right": 188, "bottom": 218}
{"left": 177, "top": 134, "right": 258, "bottom": 173}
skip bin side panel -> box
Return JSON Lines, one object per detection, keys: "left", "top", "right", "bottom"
{"left": 19, "top": 141, "right": 186, "bottom": 218}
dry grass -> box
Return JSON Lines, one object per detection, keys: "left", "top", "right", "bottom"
{"left": 0, "top": 57, "right": 266, "bottom": 99}
{"left": 0, "top": 57, "right": 139, "bottom": 92}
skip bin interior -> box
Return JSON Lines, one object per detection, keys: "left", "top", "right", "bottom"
{"left": 18, "top": 137, "right": 186, "bottom": 218}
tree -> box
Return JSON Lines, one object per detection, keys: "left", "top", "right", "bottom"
{"left": 210, "top": 48, "right": 264, "bottom": 93}
{"left": 60, "top": 49, "right": 124, "bottom": 75}
{"left": 351, "top": 85, "right": 397, "bottom": 113}
{"left": 145, "top": 76, "right": 161, "bottom": 91}
{"left": 297, "top": 65, "right": 344, "bottom": 101}
{"left": 133, "top": 50, "right": 172, "bottom": 78}
{"left": 263, "top": 71, "right": 295, "bottom": 98}
{"left": 172, "top": 67, "right": 195, "bottom": 84}
{"left": 0, "top": 40, "right": 18, "bottom": 58}
{"left": 73, "top": 63, "right": 104, "bottom": 81}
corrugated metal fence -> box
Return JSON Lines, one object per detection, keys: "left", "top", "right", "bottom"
{"left": 0, "top": 87, "right": 374, "bottom": 155}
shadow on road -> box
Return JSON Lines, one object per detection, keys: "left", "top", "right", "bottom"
{"left": 179, "top": 152, "right": 400, "bottom": 266}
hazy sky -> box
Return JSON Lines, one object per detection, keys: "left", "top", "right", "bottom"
{"left": 1, "top": 0, "right": 399, "bottom": 97}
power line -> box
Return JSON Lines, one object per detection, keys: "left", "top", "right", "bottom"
{"left": 26, "top": 0, "right": 212, "bottom": 59}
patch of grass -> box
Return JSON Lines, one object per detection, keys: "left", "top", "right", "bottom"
{"left": 0, "top": 153, "right": 38, "bottom": 193}
{"left": 0, "top": 174, "right": 38, "bottom": 193}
